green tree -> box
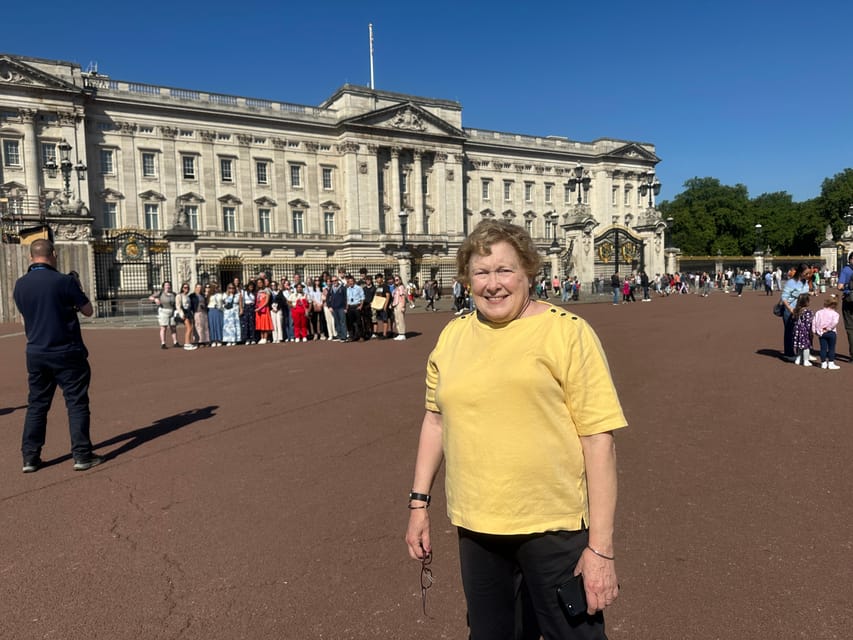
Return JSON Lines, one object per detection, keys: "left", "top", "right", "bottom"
{"left": 658, "top": 177, "right": 750, "bottom": 255}
{"left": 816, "top": 168, "right": 853, "bottom": 239}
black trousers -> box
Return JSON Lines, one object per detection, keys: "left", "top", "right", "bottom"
{"left": 345, "top": 306, "right": 362, "bottom": 341}
{"left": 459, "top": 528, "right": 607, "bottom": 640}
{"left": 22, "top": 350, "right": 94, "bottom": 461}
{"left": 842, "top": 297, "right": 853, "bottom": 358}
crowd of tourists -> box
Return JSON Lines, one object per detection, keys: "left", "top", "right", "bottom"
{"left": 148, "top": 269, "right": 431, "bottom": 350}
{"left": 777, "top": 255, "right": 853, "bottom": 370}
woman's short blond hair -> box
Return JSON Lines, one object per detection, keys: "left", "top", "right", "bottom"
{"left": 456, "top": 220, "right": 542, "bottom": 285}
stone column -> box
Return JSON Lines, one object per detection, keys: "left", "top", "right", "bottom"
{"left": 413, "top": 150, "right": 424, "bottom": 235}
{"left": 433, "top": 152, "right": 447, "bottom": 236}
{"left": 339, "top": 141, "right": 362, "bottom": 235}
{"left": 365, "top": 144, "right": 380, "bottom": 233}
{"left": 389, "top": 147, "right": 402, "bottom": 233}
{"left": 160, "top": 126, "right": 179, "bottom": 229}
{"left": 272, "top": 137, "right": 288, "bottom": 232}
{"left": 237, "top": 134, "right": 255, "bottom": 231}
{"left": 445, "top": 153, "right": 465, "bottom": 236}
{"left": 19, "top": 108, "right": 40, "bottom": 200}
{"left": 116, "top": 121, "right": 138, "bottom": 227}
{"left": 199, "top": 130, "right": 218, "bottom": 230}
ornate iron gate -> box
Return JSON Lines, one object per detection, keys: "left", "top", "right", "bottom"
{"left": 593, "top": 227, "right": 645, "bottom": 279}
{"left": 93, "top": 230, "right": 171, "bottom": 300}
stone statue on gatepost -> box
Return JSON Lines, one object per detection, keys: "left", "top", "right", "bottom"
{"left": 165, "top": 201, "right": 198, "bottom": 287}
{"left": 820, "top": 224, "right": 838, "bottom": 274}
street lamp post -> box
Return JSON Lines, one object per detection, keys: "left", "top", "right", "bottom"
{"left": 398, "top": 210, "right": 409, "bottom": 253}
{"left": 49, "top": 139, "right": 87, "bottom": 209}
{"left": 550, "top": 213, "right": 559, "bottom": 250}
{"left": 639, "top": 171, "right": 662, "bottom": 208}
{"left": 754, "top": 223, "right": 763, "bottom": 253}
{"left": 567, "top": 162, "right": 591, "bottom": 205}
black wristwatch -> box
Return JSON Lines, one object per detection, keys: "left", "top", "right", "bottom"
{"left": 409, "top": 491, "right": 431, "bottom": 505}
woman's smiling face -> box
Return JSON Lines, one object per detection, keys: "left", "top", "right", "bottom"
{"left": 469, "top": 241, "right": 531, "bottom": 324}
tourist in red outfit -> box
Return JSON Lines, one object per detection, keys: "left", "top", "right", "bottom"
{"left": 289, "top": 282, "right": 310, "bottom": 342}
{"left": 254, "top": 276, "right": 273, "bottom": 344}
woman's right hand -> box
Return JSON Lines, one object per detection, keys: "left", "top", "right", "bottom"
{"left": 405, "top": 509, "right": 431, "bottom": 560}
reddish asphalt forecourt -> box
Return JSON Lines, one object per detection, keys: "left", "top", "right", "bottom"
{"left": 1, "top": 290, "right": 850, "bottom": 640}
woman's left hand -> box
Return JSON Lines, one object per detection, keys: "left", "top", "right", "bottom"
{"left": 574, "top": 547, "right": 619, "bottom": 614}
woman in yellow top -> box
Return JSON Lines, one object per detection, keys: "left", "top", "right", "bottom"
{"left": 405, "top": 220, "right": 627, "bottom": 639}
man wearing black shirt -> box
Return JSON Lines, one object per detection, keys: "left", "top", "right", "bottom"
{"left": 372, "top": 274, "right": 391, "bottom": 339}
{"left": 360, "top": 274, "right": 376, "bottom": 340}
{"left": 13, "top": 239, "right": 102, "bottom": 473}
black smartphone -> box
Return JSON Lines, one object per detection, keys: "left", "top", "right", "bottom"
{"left": 556, "top": 573, "right": 587, "bottom": 617}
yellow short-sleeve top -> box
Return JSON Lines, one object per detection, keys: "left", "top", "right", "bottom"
{"left": 425, "top": 303, "right": 627, "bottom": 535}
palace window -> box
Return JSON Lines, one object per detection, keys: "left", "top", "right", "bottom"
{"left": 324, "top": 211, "right": 335, "bottom": 235}
{"left": 524, "top": 182, "right": 533, "bottom": 202}
{"left": 42, "top": 143, "right": 56, "bottom": 167}
{"left": 292, "top": 210, "right": 304, "bottom": 235}
{"left": 258, "top": 208, "right": 271, "bottom": 233}
{"left": 322, "top": 167, "right": 333, "bottom": 190}
{"left": 256, "top": 161, "right": 269, "bottom": 185}
{"left": 185, "top": 205, "right": 199, "bottom": 230}
{"left": 182, "top": 155, "right": 196, "bottom": 180}
{"left": 103, "top": 202, "right": 117, "bottom": 228}
{"left": 144, "top": 203, "right": 159, "bottom": 230}
{"left": 623, "top": 186, "right": 631, "bottom": 206}
{"left": 290, "top": 164, "right": 301, "bottom": 188}
{"left": 545, "top": 184, "right": 553, "bottom": 203}
{"left": 3, "top": 140, "right": 21, "bottom": 166}
{"left": 524, "top": 218, "right": 533, "bottom": 234}
{"left": 100, "top": 149, "right": 114, "bottom": 174}
{"left": 503, "top": 180, "right": 513, "bottom": 201}
{"left": 611, "top": 186, "right": 618, "bottom": 206}
{"left": 220, "top": 158, "right": 233, "bottom": 182}
{"left": 141, "top": 152, "right": 156, "bottom": 178}
{"left": 482, "top": 179, "right": 491, "bottom": 200}
{"left": 223, "top": 207, "right": 236, "bottom": 232}
{"left": 7, "top": 197, "right": 23, "bottom": 215}
{"left": 564, "top": 184, "right": 572, "bottom": 203}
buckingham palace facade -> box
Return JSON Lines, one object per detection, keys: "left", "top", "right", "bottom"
{"left": 0, "top": 53, "right": 665, "bottom": 316}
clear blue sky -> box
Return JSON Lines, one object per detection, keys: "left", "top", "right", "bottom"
{"left": 5, "top": 0, "right": 851, "bottom": 203}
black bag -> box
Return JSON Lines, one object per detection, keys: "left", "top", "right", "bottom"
{"left": 772, "top": 302, "right": 784, "bottom": 317}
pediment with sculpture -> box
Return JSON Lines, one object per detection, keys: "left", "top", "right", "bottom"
{"left": 0, "top": 56, "right": 82, "bottom": 93}
{"left": 342, "top": 102, "right": 465, "bottom": 138}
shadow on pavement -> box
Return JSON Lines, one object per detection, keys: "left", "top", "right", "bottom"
{"left": 0, "top": 405, "right": 27, "bottom": 416}
{"left": 97, "top": 405, "right": 219, "bottom": 462}
{"left": 39, "top": 406, "right": 220, "bottom": 469}
{"left": 755, "top": 348, "right": 788, "bottom": 361}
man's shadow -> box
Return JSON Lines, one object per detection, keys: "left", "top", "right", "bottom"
{"left": 42, "top": 406, "right": 218, "bottom": 469}
{"left": 0, "top": 405, "right": 27, "bottom": 416}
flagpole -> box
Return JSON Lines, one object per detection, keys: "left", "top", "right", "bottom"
{"left": 369, "top": 23, "right": 375, "bottom": 90}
